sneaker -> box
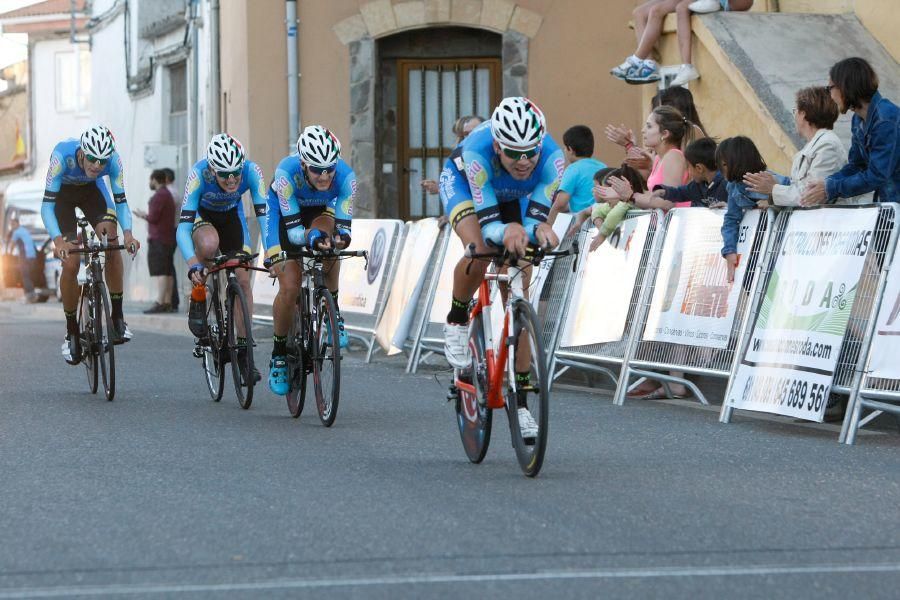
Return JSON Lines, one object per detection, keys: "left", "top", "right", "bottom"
{"left": 143, "top": 302, "right": 171, "bottom": 314}
{"left": 62, "top": 334, "right": 82, "bottom": 365}
{"left": 624, "top": 60, "right": 661, "bottom": 84}
{"left": 670, "top": 63, "right": 700, "bottom": 86}
{"left": 611, "top": 55, "right": 641, "bottom": 80}
{"left": 268, "top": 356, "right": 289, "bottom": 395}
{"left": 188, "top": 299, "right": 208, "bottom": 338}
{"left": 689, "top": 0, "right": 723, "bottom": 13}
{"left": 443, "top": 322, "right": 470, "bottom": 369}
{"left": 112, "top": 318, "right": 133, "bottom": 344}
{"left": 336, "top": 314, "right": 349, "bottom": 349}
{"left": 517, "top": 407, "right": 538, "bottom": 440}
{"left": 237, "top": 346, "right": 261, "bottom": 384}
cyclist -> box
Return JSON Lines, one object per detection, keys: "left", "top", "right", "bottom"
{"left": 264, "top": 125, "right": 355, "bottom": 396}
{"left": 177, "top": 133, "right": 269, "bottom": 382}
{"left": 440, "top": 97, "right": 563, "bottom": 438}
{"left": 41, "top": 124, "right": 141, "bottom": 365}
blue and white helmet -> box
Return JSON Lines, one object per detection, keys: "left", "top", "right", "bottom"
{"left": 80, "top": 125, "right": 115, "bottom": 159}
{"left": 207, "top": 133, "right": 245, "bottom": 171}
{"left": 490, "top": 97, "right": 546, "bottom": 150}
{"left": 297, "top": 125, "right": 341, "bottom": 169}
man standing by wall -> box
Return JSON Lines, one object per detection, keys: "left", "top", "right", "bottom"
{"left": 133, "top": 169, "right": 176, "bottom": 313}
{"left": 6, "top": 214, "right": 40, "bottom": 303}
{"left": 163, "top": 167, "right": 181, "bottom": 312}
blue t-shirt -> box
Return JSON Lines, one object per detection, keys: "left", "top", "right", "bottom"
{"left": 559, "top": 158, "right": 607, "bottom": 213}
{"left": 11, "top": 226, "right": 36, "bottom": 259}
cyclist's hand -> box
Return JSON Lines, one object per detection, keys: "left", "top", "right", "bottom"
{"left": 123, "top": 231, "right": 140, "bottom": 255}
{"left": 503, "top": 223, "right": 529, "bottom": 258}
{"left": 535, "top": 223, "right": 558, "bottom": 250}
{"left": 334, "top": 229, "right": 351, "bottom": 250}
{"left": 56, "top": 237, "right": 79, "bottom": 261}
{"left": 188, "top": 263, "right": 206, "bottom": 285}
{"left": 267, "top": 256, "right": 286, "bottom": 278}
{"left": 420, "top": 179, "right": 439, "bottom": 195}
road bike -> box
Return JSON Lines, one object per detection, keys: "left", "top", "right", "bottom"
{"left": 448, "top": 243, "right": 577, "bottom": 477}
{"left": 193, "top": 253, "right": 268, "bottom": 408}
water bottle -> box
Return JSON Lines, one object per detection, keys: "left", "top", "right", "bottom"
{"left": 188, "top": 284, "right": 208, "bottom": 338}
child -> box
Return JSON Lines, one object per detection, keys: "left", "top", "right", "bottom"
{"left": 652, "top": 137, "right": 727, "bottom": 208}
{"left": 548, "top": 125, "right": 607, "bottom": 226}
{"left": 567, "top": 167, "right": 615, "bottom": 236}
{"left": 717, "top": 136, "right": 769, "bottom": 282}
{"left": 589, "top": 165, "right": 647, "bottom": 251}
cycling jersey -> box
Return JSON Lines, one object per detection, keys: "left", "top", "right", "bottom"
{"left": 176, "top": 158, "right": 269, "bottom": 262}
{"left": 461, "top": 121, "right": 565, "bottom": 246}
{"left": 264, "top": 155, "right": 356, "bottom": 258}
{"left": 40, "top": 138, "right": 132, "bottom": 239}
{"left": 438, "top": 144, "right": 475, "bottom": 229}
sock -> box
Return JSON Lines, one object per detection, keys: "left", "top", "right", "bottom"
{"left": 273, "top": 335, "right": 287, "bottom": 357}
{"left": 447, "top": 297, "right": 469, "bottom": 325}
{"left": 516, "top": 372, "right": 531, "bottom": 408}
{"left": 237, "top": 336, "right": 247, "bottom": 348}
{"left": 110, "top": 292, "right": 124, "bottom": 320}
{"left": 65, "top": 310, "right": 78, "bottom": 336}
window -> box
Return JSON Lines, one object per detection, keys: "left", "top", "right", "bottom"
{"left": 54, "top": 47, "right": 90, "bottom": 113}
{"left": 167, "top": 61, "right": 187, "bottom": 145}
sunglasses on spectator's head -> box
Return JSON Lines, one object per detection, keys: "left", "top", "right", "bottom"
{"left": 84, "top": 154, "right": 109, "bottom": 166}
{"left": 500, "top": 145, "right": 541, "bottom": 161}
{"left": 307, "top": 164, "right": 336, "bottom": 176}
{"left": 215, "top": 168, "right": 242, "bottom": 179}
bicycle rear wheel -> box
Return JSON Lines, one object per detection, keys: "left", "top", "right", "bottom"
{"left": 95, "top": 282, "right": 116, "bottom": 402}
{"left": 227, "top": 282, "right": 255, "bottom": 409}
{"left": 506, "top": 299, "right": 548, "bottom": 477}
{"left": 455, "top": 313, "right": 492, "bottom": 464}
{"left": 312, "top": 288, "right": 340, "bottom": 427}
{"left": 202, "top": 290, "right": 225, "bottom": 402}
{"left": 78, "top": 284, "right": 98, "bottom": 394}
{"left": 285, "top": 308, "right": 307, "bottom": 418}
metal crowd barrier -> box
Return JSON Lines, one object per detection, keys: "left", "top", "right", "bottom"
{"left": 404, "top": 226, "right": 452, "bottom": 372}
{"left": 613, "top": 208, "right": 774, "bottom": 406}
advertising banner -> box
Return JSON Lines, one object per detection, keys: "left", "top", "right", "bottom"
{"left": 338, "top": 219, "right": 403, "bottom": 315}
{"left": 728, "top": 208, "right": 879, "bottom": 421}
{"left": 865, "top": 245, "right": 900, "bottom": 380}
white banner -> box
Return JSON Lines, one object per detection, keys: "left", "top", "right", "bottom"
{"left": 728, "top": 207, "right": 879, "bottom": 421}
{"left": 866, "top": 244, "right": 900, "bottom": 380}
{"left": 527, "top": 213, "right": 573, "bottom": 309}
{"left": 561, "top": 213, "right": 651, "bottom": 347}
{"left": 252, "top": 242, "right": 277, "bottom": 310}
{"left": 644, "top": 208, "right": 759, "bottom": 349}
{"left": 338, "top": 219, "right": 402, "bottom": 315}
{"left": 375, "top": 218, "right": 442, "bottom": 355}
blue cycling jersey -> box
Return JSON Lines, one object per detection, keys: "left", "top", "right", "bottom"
{"left": 40, "top": 138, "right": 132, "bottom": 239}
{"left": 176, "top": 158, "right": 269, "bottom": 262}
{"left": 460, "top": 121, "right": 565, "bottom": 245}
{"left": 265, "top": 155, "right": 356, "bottom": 257}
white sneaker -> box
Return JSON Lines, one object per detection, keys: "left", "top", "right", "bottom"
{"left": 517, "top": 407, "right": 538, "bottom": 440}
{"left": 670, "top": 63, "right": 700, "bottom": 86}
{"left": 611, "top": 55, "right": 641, "bottom": 80}
{"left": 443, "top": 322, "right": 470, "bottom": 369}
{"left": 689, "top": 0, "right": 722, "bottom": 13}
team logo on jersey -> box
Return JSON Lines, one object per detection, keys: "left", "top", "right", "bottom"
{"left": 553, "top": 157, "right": 565, "bottom": 177}
{"left": 202, "top": 168, "right": 215, "bottom": 184}
{"left": 467, "top": 160, "right": 487, "bottom": 205}
{"left": 185, "top": 170, "right": 201, "bottom": 195}
{"left": 66, "top": 156, "right": 76, "bottom": 171}
{"left": 46, "top": 155, "right": 62, "bottom": 188}
{"left": 252, "top": 164, "right": 266, "bottom": 196}
{"left": 341, "top": 198, "right": 353, "bottom": 217}
{"left": 545, "top": 179, "right": 560, "bottom": 201}
{"left": 293, "top": 173, "right": 304, "bottom": 190}
{"left": 114, "top": 155, "right": 125, "bottom": 189}
{"left": 453, "top": 156, "right": 465, "bottom": 172}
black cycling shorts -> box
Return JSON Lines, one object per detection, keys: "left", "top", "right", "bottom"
{"left": 278, "top": 205, "right": 328, "bottom": 252}
{"left": 147, "top": 240, "right": 176, "bottom": 276}
{"left": 54, "top": 184, "right": 117, "bottom": 242}
{"left": 193, "top": 206, "right": 246, "bottom": 255}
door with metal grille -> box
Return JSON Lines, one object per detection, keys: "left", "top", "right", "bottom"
{"left": 398, "top": 59, "right": 501, "bottom": 221}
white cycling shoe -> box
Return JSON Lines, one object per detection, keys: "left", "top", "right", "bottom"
{"left": 443, "top": 322, "right": 470, "bottom": 369}
{"left": 517, "top": 407, "right": 539, "bottom": 440}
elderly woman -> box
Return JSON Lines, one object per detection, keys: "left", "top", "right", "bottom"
{"left": 744, "top": 86, "right": 872, "bottom": 205}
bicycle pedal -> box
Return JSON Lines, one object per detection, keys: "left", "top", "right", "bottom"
{"left": 192, "top": 346, "right": 204, "bottom": 358}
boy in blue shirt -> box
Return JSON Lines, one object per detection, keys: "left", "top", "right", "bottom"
{"left": 547, "top": 125, "right": 606, "bottom": 225}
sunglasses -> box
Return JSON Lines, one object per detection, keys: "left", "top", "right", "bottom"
{"left": 84, "top": 154, "right": 109, "bottom": 166}
{"left": 307, "top": 164, "right": 336, "bottom": 176}
{"left": 500, "top": 145, "right": 541, "bottom": 161}
{"left": 215, "top": 169, "right": 242, "bottom": 179}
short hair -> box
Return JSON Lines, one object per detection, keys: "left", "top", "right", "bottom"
{"left": 593, "top": 167, "right": 616, "bottom": 184}
{"left": 162, "top": 167, "right": 176, "bottom": 183}
{"left": 829, "top": 57, "right": 879, "bottom": 111}
{"left": 150, "top": 169, "right": 167, "bottom": 184}
{"left": 715, "top": 136, "right": 767, "bottom": 182}
{"left": 796, "top": 86, "right": 839, "bottom": 130}
{"left": 562, "top": 125, "right": 595, "bottom": 157}
{"left": 652, "top": 85, "right": 708, "bottom": 137}
{"left": 684, "top": 138, "right": 718, "bottom": 170}
{"left": 608, "top": 164, "right": 647, "bottom": 193}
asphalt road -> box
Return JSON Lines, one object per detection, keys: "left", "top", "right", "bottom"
{"left": 1, "top": 313, "right": 899, "bottom": 599}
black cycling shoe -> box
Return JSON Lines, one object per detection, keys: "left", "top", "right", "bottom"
{"left": 237, "top": 347, "right": 261, "bottom": 384}
{"left": 62, "top": 335, "right": 82, "bottom": 366}
{"left": 112, "top": 318, "right": 133, "bottom": 345}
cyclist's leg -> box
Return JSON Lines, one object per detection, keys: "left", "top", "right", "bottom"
{"left": 311, "top": 211, "right": 349, "bottom": 348}
{"left": 86, "top": 183, "right": 124, "bottom": 302}
{"left": 54, "top": 191, "right": 83, "bottom": 361}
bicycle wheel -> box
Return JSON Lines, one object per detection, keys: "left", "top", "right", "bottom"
{"left": 95, "top": 282, "right": 116, "bottom": 402}
{"left": 78, "top": 284, "right": 98, "bottom": 394}
{"left": 285, "top": 308, "right": 307, "bottom": 418}
{"left": 455, "top": 313, "right": 492, "bottom": 464}
{"left": 506, "top": 299, "right": 549, "bottom": 477}
{"left": 311, "top": 288, "right": 340, "bottom": 426}
{"left": 201, "top": 289, "right": 225, "bottom": 402}
{"left": 227, "top": 282, "right": 255, "bottom": 409}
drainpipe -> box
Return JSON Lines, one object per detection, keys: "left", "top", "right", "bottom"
{"left": 209, "top": 0, "right": 220, "bottom": 136}
{"left": 189, "top": 0, "right": 200, "bottom": 164}
{"left": 286, "top": 0, "right": 299, "bottom": 151}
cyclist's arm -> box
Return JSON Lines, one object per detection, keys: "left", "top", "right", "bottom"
{"left": 40, "top": 148, "right": 66, "bottom": 240}
{"left": 176, "top": 167, "right": 202, "bottom": 263}
{"left": 522, "top": 148, "right": 564, "bottom": 244}
{"left": 271, "top": 167, "right": 305, "bottom": 236}
{"left": 246, "top": 161, "right": 270, "bottom": 252}
{"left": 107, "top": 152, "right": 133, "bottom": 232}
{"left": 264, "top": 189, "right": 283, "bottom": 260}
{"left": 464, "top": 152, "right": 504, "bottom": 245}
{"left": 333, "top": 170, "right": 356, "bottom": 236}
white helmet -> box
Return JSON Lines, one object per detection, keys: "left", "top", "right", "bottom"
{"left": 490, "top": 97, "right": 546, "bottom": 151}
{"left": 297, "top": 125, "right": 341, "bottom": 169}
{"left": 80, "top": 125, "right": 115, "bottom": 159}
{"left": 207, "top": 133, "right": 245, "bottom": 171}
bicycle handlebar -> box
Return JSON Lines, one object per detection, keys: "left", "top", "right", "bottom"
{"left": 281, "top": 249, "right": 368, "bottom": 260}
{"left": 70, "top": 244, "right": 128, "bottom": 254}
{"left": 464, "top": 242, "right": 578, "bottom": 265}
{"left": 205, "top": 253, "right": 269, "bottom": 275}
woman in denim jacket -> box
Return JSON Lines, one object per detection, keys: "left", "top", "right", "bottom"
{"left": 802, "top": 57, "right": 900, "bottom": 205}
{"left": 717, "top": 137, "right": 769, "bottom": 282}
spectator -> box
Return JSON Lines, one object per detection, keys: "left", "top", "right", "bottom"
{"left": 611, "top": 0, "right": 754, "bottom": 86}
{"left": 744, "top": 86, "right": 871, "bottom": 206}
{"left": 7, "top": 214, "right": 40, "bottom": 303}
{"left": 162, "top": 167, "right": 181, "bottom": 311}
{"left": 630, "top": 106, "right": 695, "bottom": 211}
{"left": 547, "top": 125, "right": 608, "bottom": 226}
{"left": 717, "top": 136, "right": 768, "bottom": 283}
{"left": 651, "top": 137, "right": 727, "bottom": 208}
{"left": 588, "top": 165, "right": 646, "bottom": 251}
{"left": 132, "top": 169, "right": 177, "bottom": 313}
{"left": 802, "top": 57, "right": 900, "bottom": 206}
{"left": 421, "top": 115, "right": 484, "bottom": 196}
{"left": 567, "top": 167, "right": 616, "bottom": 236}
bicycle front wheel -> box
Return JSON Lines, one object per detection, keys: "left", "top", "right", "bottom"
{"left": 456, "top": 313, "right": 492, "bottom": 463}
{"left": 227, "top": 282, "right": 255, "bottom": 409}
{"left": 311, "top": 288, "right": 340, "bottom": 426}
{"left": 506, "top": 299, "right": 549, "bottom": 477}
{"left": 285, "top": 308, "right": 307, "bottom": 418}
{"left": 202, "top": 290, "right": 225, "bottom": 402}
{"left": 95, "top": 282, "right": 116, "bottom": 402}
{"left": 78, "top": 284, "right": 98, "bottom": 394}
